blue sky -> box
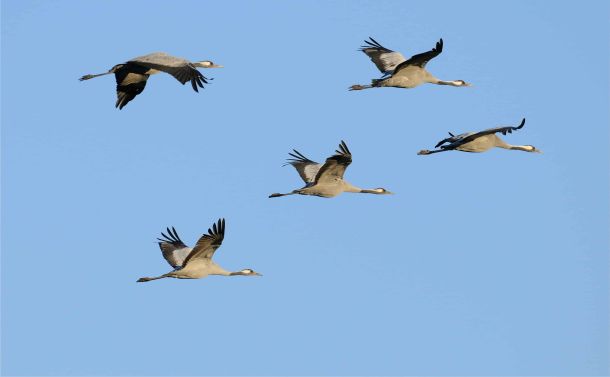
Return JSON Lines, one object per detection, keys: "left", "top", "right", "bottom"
{"left": 1, "top": 0, "right": 608, "bottom": 375}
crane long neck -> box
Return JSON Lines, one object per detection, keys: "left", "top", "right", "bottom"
{"left": 501, "top": 144, "right": 533, "bottom": 152}
{"left": 424, "top": 73, "right": 464, "bottom": 86}
{"left": 434, "top": 79, "right": 464, "bottom": 86}
{"left": 494, "top": 137, "right": 530, "bottom": 152}
{"left": 343, "top": 182, "right": 380, "bottom": 194}
{"left": 360, "top": 189, "right": 382, "bottom": 194}
{"left": 343, "top": 182, "right": 363, "bottom": 193}
{"left": 206, "top": 263, "right": 232, "bottom": 276}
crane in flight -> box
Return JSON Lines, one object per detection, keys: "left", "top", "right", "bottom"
{"left": 418, "top": 118, "right": 542, "bottom": 155}
{"left": 350, "top": 38, "right": 470, "bottom": 91}
{"left": 137, "top": 219, "right": 261, "bottom": 282}
{"left": 79, "top": 52, "right": 223, "bottom": 109}
{"left": 269, "top": 140, "right": 393, "bottom": 198}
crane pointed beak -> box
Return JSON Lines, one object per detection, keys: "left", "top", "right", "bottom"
{"left": 210, "top": 64, "right": 223, "bottom": 68}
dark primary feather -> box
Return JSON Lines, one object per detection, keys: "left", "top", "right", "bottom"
{"left": 393, "top": 38, "right": 443, "bottom": 72}
{"left": 157, "top": 226, "right": 187, "bottom": 248}
{"left": 181, "top": 218, "right": 226, "bottom": 266}
{"left": 286, "top": 149, "right": 316, "bottom": 165}
{"left": 129, "top": 58, "right": 209, "bottom": 92}
{"left": 114, "top": 63, "right": 150, "bottom": 110}
{"left": 314, "top": 140, "right": 353, "bottom": 183}
{"left": 360, "top": 37, "right": 393, "bottom": 53}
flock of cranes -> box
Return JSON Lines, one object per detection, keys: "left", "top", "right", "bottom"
{"left": 79, "top": 37, "right": 541, "bottom": 283}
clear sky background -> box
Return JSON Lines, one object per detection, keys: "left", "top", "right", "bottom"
{"left": 2, "top": 0, "right": 608, "bottom": 375}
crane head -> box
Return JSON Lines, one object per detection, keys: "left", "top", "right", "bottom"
{"left": 239, "top": 268, "right": 262, "bottom": 276}
{"left": 525, "top": 145, "right": 542, "bottom": 153}
{"left": 454, "top": 80, "right": 471, "bottom": 87}
{"left": 195, "top": 60, "right": 224, "bottom": 68}
{"left": 374, "top": 188, "right": 393, "bottom": 195}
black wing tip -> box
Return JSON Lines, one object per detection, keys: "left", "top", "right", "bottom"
{"left": 157, "top": 226, "right": 183, "bottom": 244}
{"left": 217, "top": 218, "right": 225, "bottom": 239}
{"left": 435, "top": 135, "right": 453, "bottom": 148}
{"left": 170, "top": 226, "right": 182, "bottom": 243}
{"left": 360, "top": 36, "right": 389, "bottom": 52}
{"left": 209, "top": 218, "right": 225, "bottom": 237}
{"left": 436, "top": 38, "right": 444, "bottom": 52}
{"left": 116, "top": 99, "right": 126, "bottom": 110}
{"left": 518, "top": 118, "right": 526, "bottom": 128}
{"left": 287, "top": 149, "right": 310, "bottom": 161}
{"left": 339, "top": 140, "right": 351, "bottom": 155}
{"left": 364, "top": 36, "right": 379, "bottom": 46}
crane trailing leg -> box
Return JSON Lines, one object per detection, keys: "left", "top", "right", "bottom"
{"left": 348, "top": 84, "right": 373, "bottom": 91}
{"left": 349, "top": 78, "right": 384, "bottom": 91}
{"left": 268, "top": 190, "right": 300, "bottom": 198}
{"left": 137, "top": 273, "right": 173, "bottom": 283}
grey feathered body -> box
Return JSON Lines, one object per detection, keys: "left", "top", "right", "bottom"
{"left": 453, "top": 134, "right": 505, "bottom": 152}
{"left": 375, "top": 66, "right": 433, "bottom": 89}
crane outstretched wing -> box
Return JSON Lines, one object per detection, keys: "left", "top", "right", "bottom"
{"left": 444, "top": 118, "right": 526, "bottom": 148}
{"left": 360, "top": 37, "right": 406, "bottom": 75}
{"left": 461, "top": 118, "right": 526, "bottom": 141}
{"left": 130, "top": 53, "right": 209, "bottom": 92}
{"left": 285, "top": 149, "right": 321, "bottom": 184}
{"left": 434, "top": 119, "right": 526, "bottom": 150}
{"left": 157, "top": 227, "right": 192, "bottom": 268}
{"left": 314, "top": 140, "right": 352, "bottom": 184}
{"left": 114, "top": 64, "right": 150, "bottom": 110}
{"left": 393, "top": 38, "right": 443, "bottom": 73}
{"left": 181, "top": 219, "right": 225, "bottom": 266}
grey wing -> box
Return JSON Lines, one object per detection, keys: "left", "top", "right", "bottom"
{"left": 181, "top": 219, "right": 225, "bottom": 267}
{"left": 285, "top": 149, "right": 321, "bottom": 184}
{"left": 457, "top": 118, "right": 526, "bottom": 145}
{"left": 360, "top": 37, "right": 406, "bottom": 74}
{"left": 393, "top": 38, "right": 443, "bottom": 72}
{"left": 157, "top": 227, "right": 192, "bottom": 268}
{"left": 314, "top": 140, "right": 352, "bottom": 184}
{"left": 130, "top": 52, "right": 209, "bottom": 92}
{"left": 114, "top": 64, "right": 149, "bottom": 109}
